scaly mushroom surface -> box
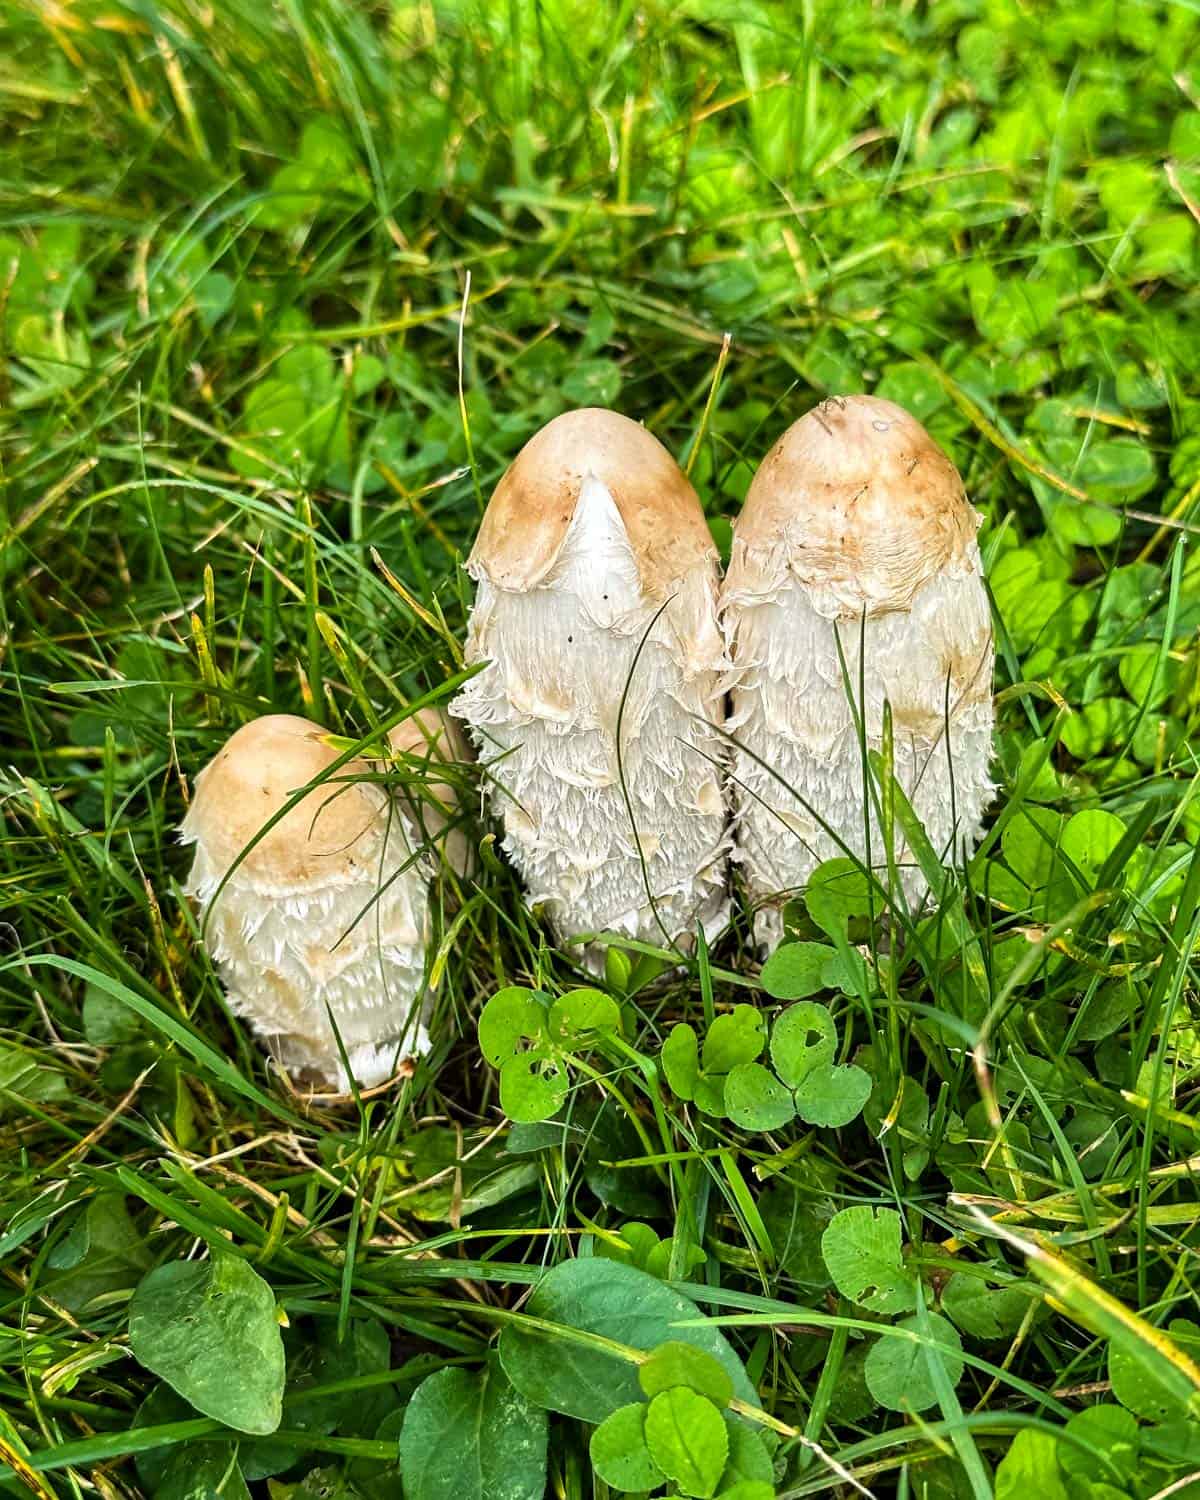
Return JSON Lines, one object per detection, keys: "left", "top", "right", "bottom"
{"left": 721, "top": 394, "right": 994, "bottom": 942}
{"left": 182, "top": 711, "right": 456, "bottom": 1089}
{"left": 451, "top": 407, "right": 729, "bottom": 959}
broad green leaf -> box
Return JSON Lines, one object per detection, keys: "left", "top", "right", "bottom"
{"left": 875, "top": 360, "right": 947, "bottom": 421}
{"left": 128, "top": 1255, "right": 285, "bottom": 1435}
{"left": 805, "top": 859, "right": 875, "bottom": 940}
{"left": 644, "top": 1387, "right": 728, "bottom": 1498}
{"left": 758, "top": 1184, "right": 830, "bottom": 1288}
{"left": 941, "top": 1273, "right": 1037, "bottom": 1340}
{"left": 662, "top": 1023, "right": 700, "bottom": 1102}
{"left": 82, "top": 982, "right": 143, "bottom": 1045}
{"left": 498, "top": 1258, "right": 756, "bottom": 1423}
{"left": 498, "top": 1053, "right": 568, "bottom": 1124}
{"left": 1002, "top": 807, "right": 1066, "bottom": 890}
{"left": 548, "top": 987, "right": 620, "bottom": 1043}
{"left": 45, "top": 1192, "right": 151, "bottom": 1315}
{"left": 702, "top": 1006, "right": 766, "bottom": 1073}
{"left": 794, "top": 1062, "right": 871, "bottom": 1128}
{"left": 820, "top": 1206, "right": 918, "bottom": 1314}
{"left": 285, "top": 1317, "right": 391, "bottom": 1435}
{"left": 397, "top": 1361, "right": 547, "bottom": 1500}
{"left": 759, "top": 942, "right": 833, "bottom": 1001}
{"left": 770, "top": 1003, "right": 837, "bottom": 1087}
{"left": 1060, "top": 698, "right": 1136, "bottom": 761}
{"left": 132, "top": 1383, "right": 199, "bottom": 1492}
{"left": 1058, "top": 1404, "right": 1139, "bottom": 1485}
{"left": 0, "top": 1040, "right": 69, "bottom": 1116}
{"left": 639, "top": 1341, "right": 733, "bottom": 1407}
{"left": 720, "top": 1416, "right": 775, "bottom": 1487}
{"left": 1077, "top": 437, "right": 1156, "bottom": 503}
{"left": 822, "top": 945, "right": 873, "bottom": 998}
{"left": 1109, "top": 1317, "right": 1200, "bottom": 1422}
{"left": 478, "top": 987, "right": 546, "bottom": 1064}
{"left": 589, "top": 1403, "right": 664, "bottom": 1493}
{"left": 644, "top": 1236, "right": 706, "bottom": 1282}
{"left": 694, "top": 1073, "right": 727, "bottom": 1117}
{"left": 724, "top": 1062, "right": 795, "bottom": 1132}
{"left": 995, "top": 1429, "right": 1068, "bottom": 1500}
{"left": 864, "top": 1072, "right": 930, "bottom": 1181}
{"left": 156, "top": 1443, "right": 252, "bottom": 1500}
{"left": 966, "top": 263, "right": 1056, "bottom": 353}
{"left": 562, "top": 358, "right": 622, "bottom": 406}
{"left": 1061, "top": 810, "right": 1126, "bottom": 886}
{"left": 596, "top": 1221, "right": 662, "bottom": 1272}
{"left": 1119, "top": 641, "right": 1179, "bottom": 708}
{"left": 1143, "top": 1419, "right": 1200, "bottom": 1465}
{"left": 863, "top": 1313, "right": 963, "bottom": 1413}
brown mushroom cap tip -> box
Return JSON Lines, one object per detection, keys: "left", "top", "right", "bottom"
{"left": 728, "top": 394, "right": 980, "bottom": 607}
{"left": 468, "top": 406, "right": 716, "bottom": 596}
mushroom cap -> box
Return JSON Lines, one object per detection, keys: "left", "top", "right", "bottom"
{"left": 185, "top": 714, "right": 386, "bottom": 885}
{"left": 468, "top": 407, "right": 716, "bottom": 597}
{"left": 388, "top": 706, "right": 468, "bottom": 766}
{"left": 727, "top": 394, "right": 979, "bottom": 614}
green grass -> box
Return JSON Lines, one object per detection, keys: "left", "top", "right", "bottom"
{"left": 2, "top": 0, "right": 1200, "bottom": 1496}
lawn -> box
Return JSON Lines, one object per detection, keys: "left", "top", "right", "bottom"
{"left": 2, "top": 1, "right": 1199, "bottom": 1497}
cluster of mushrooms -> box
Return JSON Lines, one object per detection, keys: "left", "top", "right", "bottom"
{"left": 183, "top": 395, "right": 994, "bottom": 1093}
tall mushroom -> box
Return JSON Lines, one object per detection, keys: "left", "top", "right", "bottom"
{"left": 721, "top": 394, "right": 993, "bottom": 943}
{"left": 451, "top": 407, "right": 729, "bottom": 961}
{"left": 182, "top": 710, "right": 459, "bottom": 1090}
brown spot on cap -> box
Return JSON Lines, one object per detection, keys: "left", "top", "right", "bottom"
{"left": 468, "top": 408, "right": 716, "bottom": 597}
{"left": 726, "top": 395, "right": 980, "bottom": 615}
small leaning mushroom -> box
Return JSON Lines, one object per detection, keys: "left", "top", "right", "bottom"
{"left": 182, "top": 710, "right": 460, "bottom": 1091}
{"left": 720, "top": 394, "right": 994, "bottom": 943}
{"left": 451, "top": 407, "right": 729, "bottom": 961}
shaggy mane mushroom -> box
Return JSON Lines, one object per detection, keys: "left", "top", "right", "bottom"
{"left": 182, "top": 710, "right": 458, "bottom": 1090}
{"left": 451, "top": 406, "right": 729, "bottom": 961}
{"left": 721, "top": 394, "right": 994, "bottom": 942}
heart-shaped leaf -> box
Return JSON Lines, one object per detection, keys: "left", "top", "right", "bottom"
{"left": 549, "top": 988, "right": 620, "bottom": 1043}
{"left": 794, "top": 1063, "right": 871, "bottom": 1128}
{"left": 639, "top": 1341, "right": 733, "bottom": 1407}
{"left": 128, "top": 1255, "right": 285, "bottom": 1435}
{"left": 499, "top": 1053, "right": 568, "bottom": 1124}
{"left": 478, "top": 987, "right": 547, "bottom": 1065}
{"left": 759, "top": 942, "right": 833, "bottom": 1000}
{"left": 589, "top": 1403, "right": 664, "bottom": 1493}
{"left": 643, "top": 1387, "right": 728, "bottom": 1498}
{"left": 398, "top": 1360, "right": 547, "bottom": 1500}
{"left": 662, "top": 1023, "right": 700, "bottom": 1102}
{"left": 820, "top": 1206, "right": 918, "bottom": 1314}
{"left": 498, "top": 1259, "right": 757, "bottom": 1423}
{"left": 770, "top": 1002, "right": 837, "bottom": 1088}
{"left": 805, "top": 860, "right": 875, "bottom": 941}
{"left": 701, "top": 1006, "right": 765, "bottom": 1074}
{"left": 864, "top": 1313, "right": 963, "bottom": 1412}
{"left": 724, "top": 1062, "right": 795, "bottom": 1132}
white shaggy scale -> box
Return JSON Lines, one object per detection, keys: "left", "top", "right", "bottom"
{"left": 725, "top": 549, "right": 994, "bottom": 945}
{"left": 183, "top": 783, "right": 431, "bottom": 1090}
{"left": 453, "top": 476, "right": 729, "bottom": 957}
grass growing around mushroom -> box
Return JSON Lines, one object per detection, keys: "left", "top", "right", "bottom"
{"left": 2, "top": 2, "right": 1199, "bottom": 1498}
